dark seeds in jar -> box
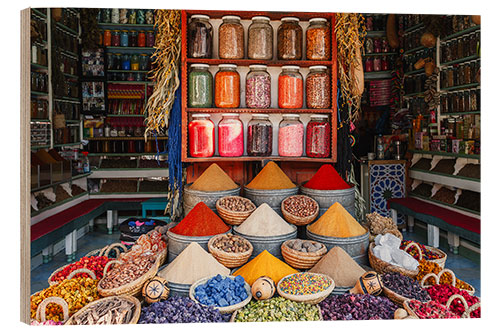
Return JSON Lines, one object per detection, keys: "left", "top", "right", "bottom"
{"left": 247, "top": 123, "right": 273, "bottom": 156}
{"left": 306, "top": 70, "right": 331, "bottom": 109}
{"left": 277, "top": 18, "right": 302, "bottom": 60}
{"left": 218, "top": 16, "right": 244, "bottom": 59}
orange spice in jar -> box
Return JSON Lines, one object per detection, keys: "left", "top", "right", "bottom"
{"left": 214, "top": 64, "right": 240, "bottom": 108}
{"left": 103, "top": 30, "right": 112, "bottom": 46}
{"left": 306, "top": 18, "right": 330, "bottom": 60}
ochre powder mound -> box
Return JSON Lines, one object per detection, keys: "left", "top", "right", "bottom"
{"left": 233, "top": 250, "right": 298, "bottom": 285}
{"left": 246, "top": 161, "right": 296, "bottom": 190}
{"left": 190, "top": 163, "right": 238, "bottom": 192}
{"left": 308, "top": 202, "right": 366, "bottom": 237}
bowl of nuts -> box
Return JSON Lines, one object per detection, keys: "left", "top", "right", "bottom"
{"left": 208, "top": 233, "right": 253, "bottom": 268}
{"left": 281, "top": 195, "right": 319, "bottom": 226}
{"left": 216, "top": 196, "right": 256, "bottom": 226}
{"left": 281, "top": 239, "right": 327, "bottom": 270}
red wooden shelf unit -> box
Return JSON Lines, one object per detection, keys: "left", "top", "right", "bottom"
{"left": 180, "top": 9, "right": 338, "bottom": 163}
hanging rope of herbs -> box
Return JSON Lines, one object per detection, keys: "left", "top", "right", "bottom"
{"left": 144, "top": 10, "right": 181, "bottom": 136}
{"left": 80, "top": 8, "right": 101, "bottom": 50}
{"left": 335, "top": 13, "right": 366, "bottom": 124}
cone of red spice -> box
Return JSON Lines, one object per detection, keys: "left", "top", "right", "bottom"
{"left": 303, "top": 164, "right": 351, "bottom": 190}
{"left": 170, "top": 202, "right": 230, "bottom": 236}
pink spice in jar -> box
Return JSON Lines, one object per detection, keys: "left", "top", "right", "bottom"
{"left": 278, "top": 115, "right": 304, "bottom": 156}
{"left": 218, "top": 113, "right": 244, "bottom": 157}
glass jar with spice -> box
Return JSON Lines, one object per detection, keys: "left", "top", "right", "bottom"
{"left": 365, "top": 37, "right": 373, "bottom": 54}
{"left": 218, "top": 15, "right": 244, "bottom": 59}
{"left": 447, "top": 67, "right": 454, "bottom": 88}
{"left": 139, "top": 54, "right": 149, "bottom": 70}
{"left": 245, "top": 65, "right": 271, "bottom": 108}
{"left": 131, "top": 54, "right": 140, "bottom": 71}
{"left": 381, "top": 56, "right": 389, "bottom": 71}
{"left": 452, "top": 92, "right": 459, "bottom": 112}
{"left": 373, "top": 38, "right": 381, "bottom": 53}
{"left": 278, "top": 65, "right": 303, "bottom": 109}
{"left": 365, "top": 57, "right": 373, "bottom": 72}
{"left": 277, "top": 17, "right": 303, "bottom": 60}
{"left": 188, "top": 64, "right": 213, "bottom": 108}
{"left": 441, "top": 95, "right": 448, "bottom": 113}
{"left": 214, "top": 64, "right": 240, "bottom": 108}
{"left": 373, "top": 56, "right": 381, "bottom": 72}
{"left": 114, "top": 54, "right": 122, "bottom": 70}
{"left": 306, "top": 17, "right": 330, "bottom": 60}
{"left": 103, "top": 30, "right": 112, "bottom": 46}
{"left": 218, "top": 113, "right": 244, "bottom": 157}
{"left": 470, "top": 89, "right": 478, "bottom": 111}
{"left": 111, "top": 8, "right": 119, "bottom": 24}
{"left": 464, "top": 62, "right": 472, "bottom": 84}
{"left": 463, "top": 91, "right": 470, "bottom": 112}
{"left": 121, "top": 54, "right": 131, "bottom": 70}
{"left": 306, "top": 114, "right": 331, "bottom": 158}
{"left": 457, "top": 92, "right": 464, "bottom": 112}
{"left": 120, "top": 30, "right": 129, "bottom": 47}
{"left": 247, "top": 114, "right": 273, "bottom": 156}
{"left": 189, "top": 114, "right": 215, "bottom": 157}
{"left": 247, "top": 16, "right": 273, "bottom": 60}
{"left": 188, "top": 14, "right": 213, "bottom": 58}
{"left": 138, "top": 31, "right": 146, "bottom": 47}
{"left": 111, "top": 30, "right": 120, "bottom": 47}
{"left": 278, "top": 114, "right": 304, "bottom": 157}
{"left": 129, "top": 30, "right": 138, "bottom": 47}
{"left": 470, "top": 32, "right": 478, "bottom": 56}
{"left": 146, "top": 31, "right": 155, "bottom": 47}
{"left": 450, "top": 39, "right": 457, "bottom": 61}
{"left": 306, "top": 65, "right": 330, "bottom": 109}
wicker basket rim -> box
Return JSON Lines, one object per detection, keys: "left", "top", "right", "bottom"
{"left": 277, "top": 273, "right": 335, "bottom": 302}
{"left": 188, "top": 275, "right": 252, "bottom": 314}
{"left": 65, "top": 295, "right": 141, "bottom": 325}
{"left": 281, "top": 239, "right": 327, "bottom": 257}
{"left": 216, "top": 196, "right": 257, "bottom": 215}
{"left": 281, "top": 196, "right": 319, "bottom": 219}
{"left": 382, "top": 285, "right": 411, "bottom": 305}
{"left": 368, "top": 242, "right": 419, "bottom": 276}
{"left": 208, "top": 234, "right": 254, "bottom": 258}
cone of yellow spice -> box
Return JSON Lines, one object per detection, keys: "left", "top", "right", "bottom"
{"left": 190, "top": 163, "right": 238, "bottom": 191}
{"left": 308, "top": 202, "right": 367, "bottom": 237}
{"left": 233, "top": 250, "right": 298, "bottom": 285}
{"left": 246, "top": 161, "right": 296, "bottom": 190}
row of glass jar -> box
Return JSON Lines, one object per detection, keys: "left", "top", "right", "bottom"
{"left": 31, "top": 44, "right": 48, "bottom": 66}
{"left": 31, "top": 72, "right": 48, "bottom": 93}
{"left": 365, "top": 15, "right": 387, "bottom": 32}
{"left": 106, "top": 53, "right": 151, "bottom": 71}
{"left": 442, "top": 15, "right": 477, "bottom": 37}
{"left": 365, "top": 55, "right": 394, "bottom": 72}
{"left": 31, "top": 99, "right": 48, "bottom": 119}
{"left": 403, "top": 48, "right": 434, "bottom": 73}
{"left": 403, "top": 26, "right": 427, "bottom": 51}
{"left": 189, "top": 113, "right": 331, "bottom": 158}
{"left": 87, "top": 139, "right": 162, "bottom": 154}
{"left": 99, "top": 8, "right": 155, "bottom": 25}
{"left": 440, "top": 60, "right": 480, "bottom": 89}
{"left": 54, "top": 100, "right": 79, "bottom": 120}
{"left": 440, "top": 31, "right": 480, "bottom": 63}
{"left": 188, "top": 15, "right": 330, "bottom": 60}
{"left": 440, "top": 89, "right": 480, "bottom": 114}
{"left": 54, "top": 28, "right": 79, "bottom": 54}
{"left": 441, "top": 114, "right": 480, "bottom": 141}
{"left": 399, "top": 14, "right": 423, "bottom": 31}
{"left": 364, "top": 37, "right": 392, "bottom": 54}
{"left": 403, "top": 73, "right": 427, "bottom": 95}
{"left": 188, "top": 64, "right": 330, "bottom": 109}
{"left": 102, "top": 30, "right": 155, "bottom": 48}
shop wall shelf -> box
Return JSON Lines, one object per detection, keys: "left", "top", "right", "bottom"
{"left": 31, "top": 118, "right": 51, "bottom": 122}
{"left": 31, "top": 91, "right": 49, "bottom": 97}
{"left": 403, "top": 46, "right": 427, "bottom": 55}
{"left": 31, "top": 8, "right": 47, "bottom": 19}
{"left": 105, "top": 46, "right": 155, "bottom": 52}
{"left": 106, "top": 114, "right": 146, "bottom": 117}
{"left": 186, "top": 107, "right": 333, "bottom": 114}
{"left": 409, "top": 169, "right": 480, "bottom": 192}
{"left": 404, "top": 68, "right": 425, "bottom": 76}
{"left": 89, "top": 169, "right": 168, "bottom": 179}
{"left": 88, "top": 153, "right": 160, "bottom": 156}
{"left": 440, "top": 83, "right": 480, "bottom": 92}
{"left": 363, "top": 52, "right": 398, "bottom": 57}
{"left": 364, "top": 71, "right": 392, "bottom": 79}
{"left": 185, "top": 58, "right": 332, "bottom": 68}
{"left": 365, "top": 30, "right": 386, "bottom": 37}
{"left": 55, "top": 22, "right": 79, "bottom": 37}
{"left": 53, "top": 142, "right": 82, "bottom": 148}
{"left": 62, "top": 72, "right": 79, "bottom": 79}
{"left": 409, "top": 149, "right": 480, "bottom": 160}
{"left": 31, "top": 172, "right": 92, "bottom": 193}
{"left": 184, "top": 156, "right": 335, "bottom": 163}
{"left": 54, "top": 97, "right": 80, "bottom": 103}
{"left": 31, "top": 192, "right": 89, "bottom": 221}
{"left": 98, "top": 23, "right": 155, "bottom": 29}
{"left": 403, "top": 92, "right": 424, "bottom": 98}
{"left": 31, "top": 63, "right": 48, "bottom": 70}
{"left": 107, "top": 70, "right": 150, "bottom": 73}
{"left": 441, "top": 25, "right": 480, "bottom": 42}
{"left": 65, "top": 119, "right": 81, "bottom": 123}
{"left": 440, "top": 111, "right": 481, "bottom": 117}
{"left": 85, "top": 136, "right": 168, "bottom": 141}
{"left": 89, "top": 193, "right": 167, "bottom": 199}
{"left": 107, "top": 80, "right": 153, "bottom": 85}
{"left": 403, "top": 22, "right": 425, "bottom": 35}
{"left": 440, "top": 54, "right": 480, "bottom": 67}
{"left": 31, "top": 144, "right": 51, "bottom": 150}
{"left": 58, "top": 49, "right": 79, "bottom": 60}
{"left": 409, "top": 194, "right": 480, "bottom": 218}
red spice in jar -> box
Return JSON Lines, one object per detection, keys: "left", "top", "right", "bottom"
{"left": 170, "top": 202, "right": 230, "bottom": 236}
{"left": 189, "top": 114, "right": 215, "bottom": 157}
{"left": 304, "top": 164, "right": 351, "bottom": 190}
{"left": 306, "top": 115, "right": 331, "bottom": 158}
{"left": 278, "top": 67, "right": 303, "bottom": 109}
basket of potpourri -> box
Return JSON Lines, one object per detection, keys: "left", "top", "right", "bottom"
{"left": 401, "top": 240, "right": 447, "bottom": 269}
{"left": 277, "top": 272, "right": 335, "bottom": 304}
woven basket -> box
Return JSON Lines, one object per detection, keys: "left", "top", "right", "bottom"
{"left": 277, "top": 273, "right": 335, "bottom": 305}
{"left": 65, "top": 295, "right": 141, "bottom": 325}
{"left": 35, "top": 297, "right": 70, "bottom": 324}
{"left": 382, "top": 286, "right": 411, "bottom": 307}
{"left": 216, "top": 196, "right": 256, "bottom": 226}
{"left": 403, "top": 241, "right": 447, "bottom": 269}
{"left": 48, "top": 268, "right": 97, "bottom": 286}
{"left": 445, "top": 294, "right": 481, "bottom": 318}
{"left": 420, "top": 268, "right": 475, "bottom": 296}
{"left": 97, "top": 255, "right": 161, "bottom": 298}
{"left": 281, "top": 195, "right": 319, "bottom": 226}
{"left": 85, "top": 246, "right": 108, "bottom": 257}
{"left": 189, "top": 275, "right": 252, "bottom": 314}
{"left": 368, "top": 242, "right": 419, "bottom": 278}
{"left": 280, "top": 239, "right": 327, "bottom": 270}
{"left": 207, "top": 234, "right": 253, "bottom": 269}
{"left": 230, "top": 304, "right": 323, "bottom": 322}
{"left": 85, "top": 242, "right": 128, "bottom": 258}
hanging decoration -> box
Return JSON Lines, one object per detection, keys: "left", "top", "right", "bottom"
{"left": 144, "top": 10, "right": 181, "bottom": 136}
{"left": 335, "top": 13, "right": 366, "bottom": 124}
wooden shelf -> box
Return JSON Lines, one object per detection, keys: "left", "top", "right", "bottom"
{"left": 106, "top": 114, "right": 146, "bottom": 117}
{"left": 31, "top": 8, "right": 47, "bottom": 20}
{"left": 441, "top": 25, "right": 480, "bottom": 42}
{"left": 184, "top": 156, "right": 335, "bottom": 163}
{"left": 365, "top": 30, "right": 386, "bottom": 38}
{"left": 403, "top": 22, "right": 425, "bottom": 34}
{"left": 31, "top": 172, "right": 92, "bottom": 193}
{"left": 363, "top": 52, "right": 398, "bottom": 57}
{"left": 409, "top": 194, "right": 479, "bottom": 217}
{"left": 186, "top": 58, "right": 333, "bottom": 68}
{"left": 404, "top": 68, "right": 425, "bottom": 76}
{"left": 440, "top": 54, "right": 480, "bottom": 67}
{"left": 403, "top": 92, "right": 425, "bottom": 98}
{"left": 440, "top": 83, "right": 480, "bottom": 92}
{"left": 403, "top": 46, "right": 428, "bottom": 55}
{"left": 440, "top": 111, "right": 481, "bottom": 117}
{"left": 409, "top": 149, "right": 480, "bottom": 159}
{"left": 53, "top": 142, "right": 81, "bottom": 148}
{"left": 88, "top": 153, "right": 159, "bottom": 157}
{"left": 89, "top": 169, "right": 168, "bottom": 179}
{"left": 98, "top": 23, "right": 155, "bottom": 29}
{"left": 108, "top": 81, "right": 153, "bottom": 85}
{"left": 364, "top": 71, "right": 392, "bottom": 80}
{"left": 55, "top": 22, "right": 79, "bottom": 37}
{"left": 31, "top": 63, "right": 48, "bottom": 70}
{"left": 85, "top": 136, "right": 168, "bottom": 141}
{"left": 105, "top": 46, "right": 155, "bottom": 52}
{"left": 107, "top": 70, "right": 150, "bottom": 73}
{"left": 54, "top": 97, "right": 80, "bottom": 103}
{"left": 31, "top": 91, "right": 49, "bottom": 97}
{"left": 31, "top": 118, "right": 50, "bottom": 122}
{"left": 409, "top": 169, "right": 480, "bottom": 192}
{"left": 186, "top": 108, "right": 333, "bottom": 114}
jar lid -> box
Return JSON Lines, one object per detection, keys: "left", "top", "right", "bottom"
{"left": 309, "top": 17, "right": 327, "bottom": 23}
{"left": 252, "top": 16, "right": 270, "bottom": 21}
{"left": 249, "top": 64, "right": 268, "bottom": 70}
{"left": 281, "top": 17, "right": 299, "bottom": 22}
{"left": 191, "top": 64, "right": 210, "bottom": 68}
{"left": 283, "top": 114, "right": 300, "bottom": 118}
{"left": 309, "top": 65, "right": 327, "bottom": 70}
{"left": 281, "top": 65, "right": 300, "bottom": 70}
{"left": 221, "top": 113, "right": 240, "bottom": 117}
{"left": 192, "top": 113, "right": 211, "bottom": 118}
{"left": 252, "top": 113, "right": 270, "bottom": 118}
{"left": 190, "top": 14, "right": 210, "bottom": 20}
{"left": 222, "top": 15, "right": 241, "bottom": 21}
{"left": 218, "top": 64, "right": 237, "bottom": 69}
{"left": 310, "top": 114, "right": 329, "bottom": 119}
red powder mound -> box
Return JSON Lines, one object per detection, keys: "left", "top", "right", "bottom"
{"left": 170, "top": 202, "right": 230, "bottom": 236}
{"left": 304, "top": 164, "right": 352, "bottom": 190}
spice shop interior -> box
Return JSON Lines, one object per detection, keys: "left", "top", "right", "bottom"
{"left": 26, "top": 8, "right": 481, "bottom": 324}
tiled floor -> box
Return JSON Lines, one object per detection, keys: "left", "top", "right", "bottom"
{"left": 31, "top": 228, "right": 480, "bottom": 296}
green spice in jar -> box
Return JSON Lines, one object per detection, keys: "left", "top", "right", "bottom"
{"left": 188, "top": 64, "right": 213, "bottom": 108}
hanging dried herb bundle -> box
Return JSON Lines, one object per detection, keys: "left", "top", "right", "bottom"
{"left": 144, "top": 10, "right": 181, "bottom": 136}
{"left": 80, "top": 8, "right": 101, "bottom": 50}
{"left": 424, "top": 67, "right": 439, "bottom": 110}
{"left": 335, "top": 13, "right": 366, "bottom": 123}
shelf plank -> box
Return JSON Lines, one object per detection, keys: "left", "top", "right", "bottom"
{"left": 403, "top": 22, "right": 425, "bottom": 34}
{"left": 441, "top": 25, "right": 480, "bottom": 42}
{"left": 186, "top": 108, "right": 333, "bottom": 114}
{"left": 105, "top": 46, "right": 155, "bottom": 52}
{"left": 106, "top": 114, "right": 146, "bottom": 117}
{"left": 31, "top": 173, "right": 92, "bottom": 193}
{"left": 62, "top": 72, "right": 79, "bottom": 79}
{"left": 403, "top": 46, "right": 429, "bottom": 55}
{"left": 440, "top": 83, "right": 480, "bottom": 92}
{"left": 31, "top": 63, "right": 48, "bottom": 70}
{"left": 440, "top": 54, "right": 480, "bottom": 67}
{"left": 403, "top": 92, "right": 424, "bottom": 98}
{"left": 185, "top": 58, "right": 333, "bottom": 68}
{"left": 55, "top": 22, "right": 79, "bottom": 37}
{"left": 107, "top": 70, "right": 151, "bottom": 73}
{"left": 364, "top": 71, "right": 392, "bottom": 79}
{"left": 89, "top": 169, "right": 168, "bottom": 179}
{"left": 440, "top": 111, "right": 481, "bottom": 117}
{"left": 89, "top": 193, "right": 167, "bottom": 199}
{"left": 31, "top": 118, "right": 50, "bottom": 122}
{"left": 88, "top": 153, "right": 160, "bottom": 156}
{"left": 31, "top": 145, "right": 51, "bottom": 150}
{"left": 84, "top": 136, "right": 168, "bottom": 141}
{"left": 54, "top": 97, "right": 80, "bottom": 103}
{"left": 363, "top": 52, "right": 398, "bottom": 57}
{"left": 53, "top": 142, "right": 82, "bottom": 148}
{"left": 404, "top": 68, "right": 425, "bottom": 76}
{"left": 98, "top": 23, "right": 155, "bottom": 29}
{"left": 409, "top": 169, "right": 480, "bottom": 192}
{"left": 365, "top": 30, "right": 386, "bottom": 37}
{"left": 184, "top": 156, "right": 335, "bottom": 163}
{"left": 31, "top": 8, "right": 47, "bottom": 19}
{"left": 31, "top": 91, "right": 49, "bottom": 97}
{"left": 409, "top": 149, "right": 480, "bottom": 159}
{"left": 408, "top": 194, "right": 480, "bottom": 218}
{"left": 108, "top": 80, "right": 153, "bottom": 85}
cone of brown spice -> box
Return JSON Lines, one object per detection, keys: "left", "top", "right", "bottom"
{"left": 309, "top": 246, "right": 365, "bottom": 287}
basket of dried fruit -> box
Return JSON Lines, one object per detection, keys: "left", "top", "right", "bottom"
{"left": 32, "top": 297, "right": 70, "bottom": 325}
{"left": 281, "top": 239, "right": 327, "bottom": 270}
{"left": 65, "top": 295, "right": 141, "bottom": 325}
{"left": 97, "top": 253, "right": 161, "bottom": 298}
{"left": 216, "top": 196, "right": 256, "bottom": 226}
{"left": 49, "top": 261, "right": 102, "bottom": 286}
{"left": 401, "top": 240, "right": 447, "bottom": 269}
{"left": 208, "top": 233, "right": 253, "bottom": 268}
{"left": 281, "top": 195, "right": 319, "bottom": 226}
